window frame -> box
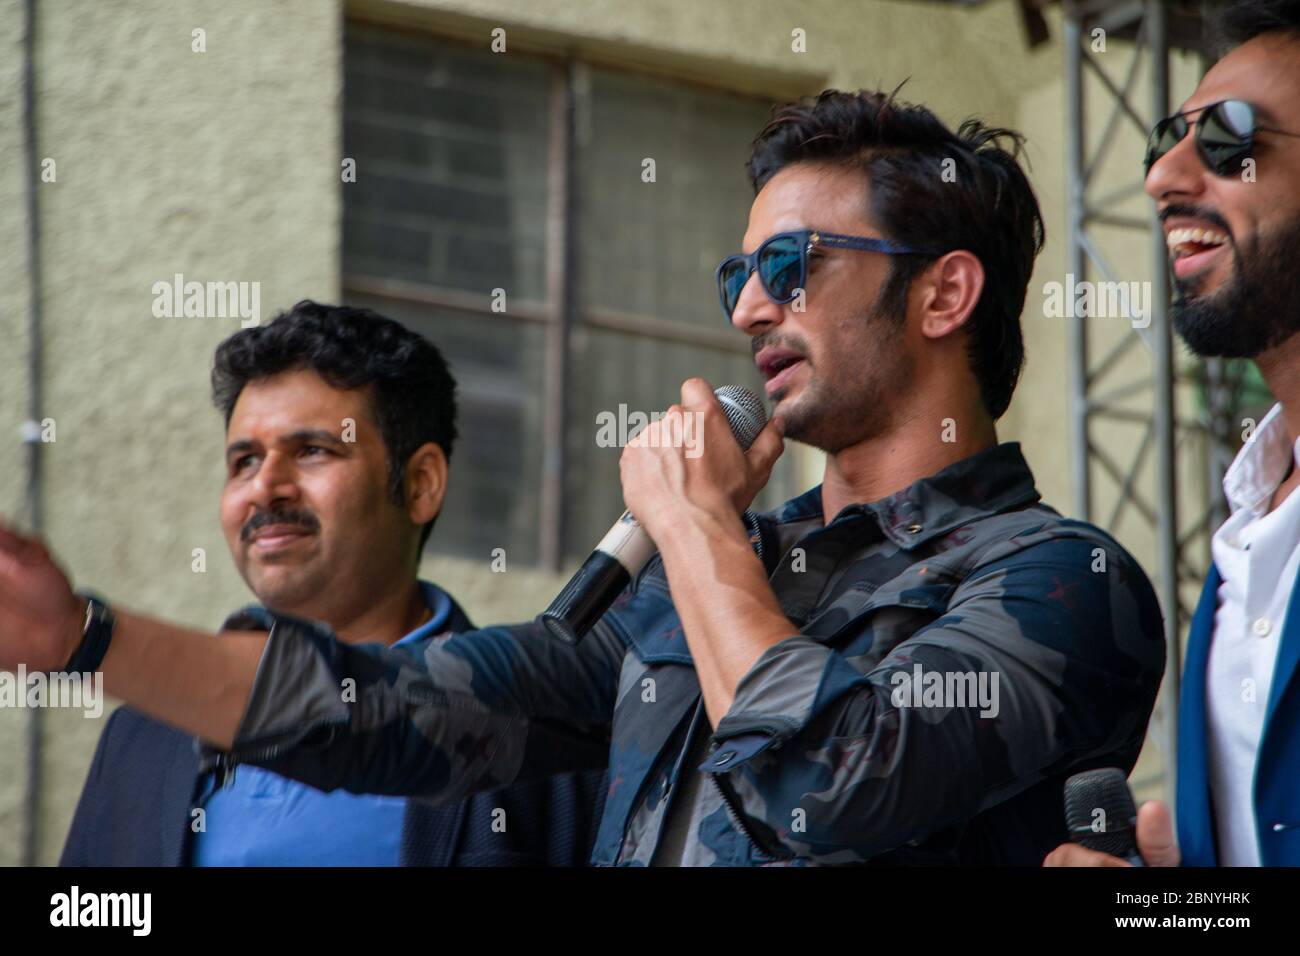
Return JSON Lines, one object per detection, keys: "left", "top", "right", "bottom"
{"left": 342, "top": 24, "right": 786, "bottom": 571}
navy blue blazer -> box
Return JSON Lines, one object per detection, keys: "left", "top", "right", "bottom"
{"left": 60, "top": 597, "right": 607, "bottom": 867}
{"left": 1178, "top": 564, "right": 1300, "bottom": 865}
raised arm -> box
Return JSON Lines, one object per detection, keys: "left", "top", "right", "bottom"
{"left": 219, "top": 609, "right": 623, "bottom": 801}
{"left": 0, "top": 520, "right": 625, "bottom": 806}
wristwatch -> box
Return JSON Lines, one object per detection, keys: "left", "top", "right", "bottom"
{"left": 62, "top": 591, "right": 116, "bottom": 674}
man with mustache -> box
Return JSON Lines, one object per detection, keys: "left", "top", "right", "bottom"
{"left": 2, "top": 91, "right": 1165, "bottom": 865}
{"left": 58, "top": 301, "right": 604, "bottom": 866}
{"left": 1046, "top": 0, "right": 1300, "bottom": 867}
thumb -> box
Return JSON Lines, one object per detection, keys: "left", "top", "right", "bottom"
{"left": 1136, "top": 800, "right": 1180, "bottom": 867}
{"left": 746, "top": 417, "right": 785, "bottom": 476}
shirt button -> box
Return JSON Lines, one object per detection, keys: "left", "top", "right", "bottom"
{"left": 715, "top": 750, "right": 736, "bottom": 766}
{"left": 906, "top": 523, "right": 923, "bottom": 534}
{"left": 1253, "top": 618, "right": 1272, "bottom": 637}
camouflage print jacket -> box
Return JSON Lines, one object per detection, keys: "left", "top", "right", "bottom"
{"left": 216, "top": 442, "right": 1165, "bottom": 865}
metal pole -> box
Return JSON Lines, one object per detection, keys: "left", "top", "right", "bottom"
{"left": 540, "top": 60, "right": 577, "bottom": 572}
{"left": 1147, "top": 0, "right": 1180, "bottom": 810}
{"left": 21, "top": 0, "right": 45, "bottom": 867}
{"left": 1064, "top": 3, "right": 1091, "bottom": 520}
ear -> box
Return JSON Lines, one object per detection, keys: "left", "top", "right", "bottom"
{"left": 404, "top": 442, "right": 448, "bottom": 529}
{"left": 916, "top": 250, "right": 984, "bottom": 340}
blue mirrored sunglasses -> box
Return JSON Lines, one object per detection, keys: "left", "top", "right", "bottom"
{"left": 715, "top": 229, "right": 935, "bottom": 322}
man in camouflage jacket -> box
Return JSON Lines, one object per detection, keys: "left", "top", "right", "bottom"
{"left": 218, "top": 439, "right": 1163, "bottom": 865}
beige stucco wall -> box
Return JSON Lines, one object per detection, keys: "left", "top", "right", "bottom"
{"left": 0, "top": 0, "right": 37, "bottom": 866}
{"left": 1, "top": 0, "right": 1196, "bottom": 863}
{"left": 0, "top": 0, "right": 341, "bottom": 864}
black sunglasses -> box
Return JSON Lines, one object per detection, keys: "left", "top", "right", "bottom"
{"left": 1145, "top": 99, "right": 1300, "bottom": 177}
{"left": 715, "top": 229, "right": 934, "bottom": 322}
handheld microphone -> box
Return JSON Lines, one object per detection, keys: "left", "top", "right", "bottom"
{"left": 538, "top": 384, "right": 768, "bottom": 645}
{"left": 1064, "top": 767, "right": 1145, "bottom": 866}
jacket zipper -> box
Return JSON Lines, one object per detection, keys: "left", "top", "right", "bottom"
{"left": 710, "top": 512, "right": 785, "bottom": 859}
{"left": 705, "top": 739, "right": 794, "bottom": 862}
{"left": 709, "top": 770, "right": 764, "bottom": 849}
{"left": 622, "top": 512, "right": 773, "bottom": 864}
{"left": 744, "top": 510, "right": 766, "bottom": 567}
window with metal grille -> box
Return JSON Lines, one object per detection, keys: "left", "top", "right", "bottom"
{"left": 343, "top": 23, "right": 794, "bottom": 570}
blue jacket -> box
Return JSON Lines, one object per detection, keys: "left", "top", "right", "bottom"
{"left": 61, "top": 594, "right": 606, "bottom": 867}
{"left": 1177, "top": 563, "right": 1300, "bottom": 866}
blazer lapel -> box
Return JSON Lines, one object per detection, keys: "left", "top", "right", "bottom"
{"left": 1263, "top": 563, "right": 1300, "bottom": 727}
{"left": 163, "top": 737, "right": 203, "bottom": 866}
{"left": 1177, "top": 565, "right": 1220, "bottom": 867}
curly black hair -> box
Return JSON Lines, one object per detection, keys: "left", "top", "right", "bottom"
{"left": 746, "top": 88, "right": 1045, "bottom": 421}
{"left": 211, "top": 300, "right": 457, "bottom": 551}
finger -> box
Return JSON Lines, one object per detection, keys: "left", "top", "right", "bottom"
{"left": 0, "top": 523, "right": 49, "bottom": 564}
{"left": 746, "top": 417, "right": 785, "bottom": 474}
{"left": 0, "top": 545, "right": 42, "bottom": 585}
{"left": 680, "top": 377, "right": 715, "bottom": 408}
{"left": 0, "top": 521, "right": 33, "bottom": 554}
{"left": 0, "top": 549, "right": 23, "bottom": 589}
{"left": 1042, "top": 843, "right": 1131, "bottom": 867}
{"left": 628, "top": 411, "right": 662, "bottom": 448}
{"left": 16, "top": 536, "right": 50, "bottom": 565}
{"left": 1136, "top": 800, "right": 1180, "bottom": 867}
{"left": 0, "top": 551, "right": 41, "bottom": 616}
{"left": 644, "top": 408, "right": 680, "bottom": 448}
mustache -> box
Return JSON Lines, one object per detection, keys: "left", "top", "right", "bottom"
{"left": 241, "top": 508, "right": 319, "bottom": 543}
{"left": 751, "top": 333, "right": 811, "bottom": 361}
{"left": 1160, "top": 203, "right": 1234, "bottom": 242}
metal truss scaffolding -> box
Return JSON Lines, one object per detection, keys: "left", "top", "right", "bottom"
{"left": 1063, "top": 0, "right": 1250, "bottom": 808}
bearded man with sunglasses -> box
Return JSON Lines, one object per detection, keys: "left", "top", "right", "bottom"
{"left": 0, "top": 90, "right": 1165, "bottom": 866}
{"left": 1047, "top": 0, "right": 1300, "bottom": 868}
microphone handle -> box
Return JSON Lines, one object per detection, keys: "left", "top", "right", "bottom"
{"left": 538, "top": 510, "right": 657, "bottom": 644}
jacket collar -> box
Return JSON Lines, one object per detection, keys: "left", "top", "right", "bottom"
{"left": 219, "top": 579, "right": 474, "bottom": 635}
{"left": 763, "top": 441, "right": 1043, "bottom": 549}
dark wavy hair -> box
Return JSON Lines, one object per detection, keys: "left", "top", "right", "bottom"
{"left": 746, "top": 88, "right": 1045, "bottom": 420}
{"left": 211, "top": 300, "right": 457, "bottom": 550}
{"left": 1212, "top": 0, "right": 1300, "bottom": 56}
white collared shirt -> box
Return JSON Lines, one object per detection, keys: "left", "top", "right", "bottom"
{"left": 1206, "top": 403, "right": 1300, "bottom": 866}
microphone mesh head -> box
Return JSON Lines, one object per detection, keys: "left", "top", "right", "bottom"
{"left": 1064, "top": 767, "right": 1139, "bottom": 856}
{"left": 714, "top": 385, "right": 767, "bottom": 451}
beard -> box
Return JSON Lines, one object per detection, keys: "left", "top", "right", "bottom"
{"left": 1172, "top": 214, "right": 1300, "bottom": 358}
{"left": 761, "top": 293, "right": 914, "bottom": 454}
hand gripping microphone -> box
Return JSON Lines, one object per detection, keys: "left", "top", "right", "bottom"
{"left": 1064, "top": 767, "right": 1146, "bottom": 866}
{"left": 538, "top": 384, "right": 768, "bottom": 645}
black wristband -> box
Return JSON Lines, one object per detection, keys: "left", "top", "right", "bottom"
{"left": 62, "top": 591, "right": 115, "bottom": 674}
